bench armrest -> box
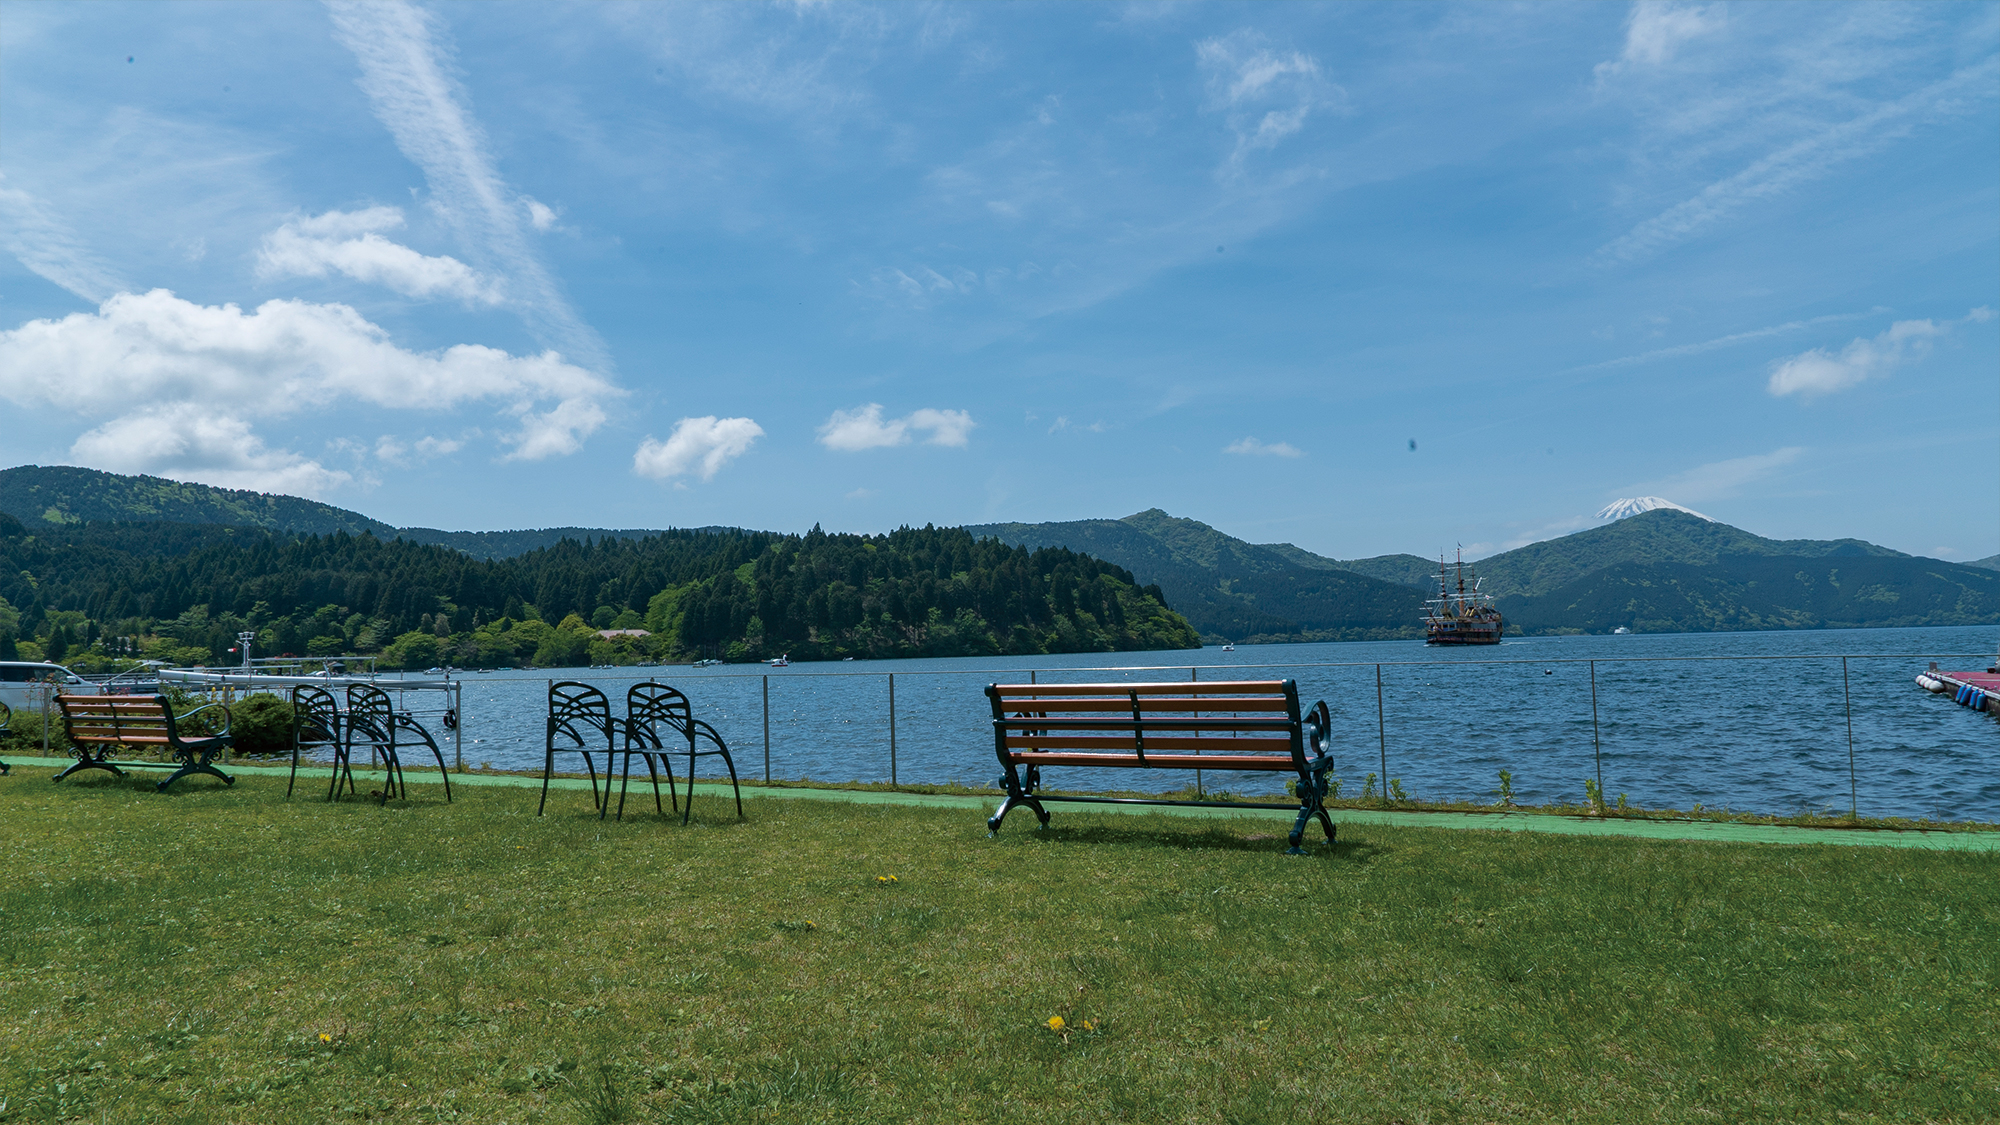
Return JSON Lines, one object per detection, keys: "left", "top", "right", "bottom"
{"left": 176, "top": 701, "right": 234, "bottom": 738}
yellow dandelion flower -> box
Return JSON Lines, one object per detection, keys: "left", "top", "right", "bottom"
{"left": 318, "top": 1034, "right": 332, "bottom": 1043}
{"left": 1046, "top": 1016, "right": 1065, "bottom": 1032}
{"left": 1081, "top": 1020, "right": 1095, "bottom": 1032}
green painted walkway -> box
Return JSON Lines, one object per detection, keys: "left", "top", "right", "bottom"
{"left": 7, "top": 756, "right": 1995, "bottom": 852}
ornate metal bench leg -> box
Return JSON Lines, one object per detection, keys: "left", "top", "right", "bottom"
{"left": 716, "top": 752, "right": 743, "bottom": 820}
{"left": 0, "top": 761, "right": 9, "bottom": 775}
{"left": 643, "top": 752, "right": 665, "bottom": 816}
{"left": 286, "top": 745, "right": 299, "bottom": 799}
{"left": 53, "top": 757, "right": 124, "bottom": 783}
{"left": 537, "top": 750, "right": 555, "bottom": 816}
{"left": 610, "top": 751, "right": 629, "bottom": 821}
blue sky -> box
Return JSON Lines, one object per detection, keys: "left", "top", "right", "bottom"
{"left": 2, "top": 1, "right": 1994, "bottom": 561}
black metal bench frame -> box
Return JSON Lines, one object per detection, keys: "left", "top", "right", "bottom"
{"left": 0, "top": 699, "right": 11, "bottom": 774}
{"left": 985, "top": 679, "right": 1336, "bottom": 854}
{"left": 53, "top": 693, "right": 236, "bottom": 792}
{"left": 343, "top": 684, "right": 455, "bottom": 805}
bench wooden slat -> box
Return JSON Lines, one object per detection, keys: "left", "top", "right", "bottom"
{"left": 1005, "top": 735, "right": 1295, "bottom": 753}
{"left": 989, "top": 680, "right": 1291, "bottom": 696}
{"left": 993, "top": 698, "right": 1294, "bottom": 714}
{"left": 998, "top": 718, "right": 1296, "bottom": 732}
{"left": 1006, "top": 752, "right": 1297, "bottom": 770}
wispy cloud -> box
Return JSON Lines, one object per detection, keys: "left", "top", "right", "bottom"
{"left": 1630, "top": 446, "right": 1804, "bottom": 503}
{"left": 1223, "top": 437, "right": 1302, "bottom": 458}
{"left": 1565, "top": 310, "right": 1877, "bottom": 374}
{"left": 326, "top": 0, "right": 610, "bottom": 371}
{"left": 1767, "top": 309, "right": 1992, "bottom": 398}
{"left": 818, "top": 404, "right": 976, "bottom": 451}
{"left": 0, "top": 174, "right": 127, "bottom": 302}
{"left": 633, "top": 416, "right": 764, "bottom": 483}
{"left": 1594, "top": 2, "right": 1725, "bottom": 80}
{"left": 1600, "top": 55, "right": 2000, "bottom": 264}
{"left": 1195, "top": 29, "right": 1340, "bottom": 170}
{"left": 257, "top": 207, "right": 505, "bottom": 305}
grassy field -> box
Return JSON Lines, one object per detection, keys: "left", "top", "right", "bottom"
{"left": 0, "top": 766, "right": 1995, "bottom": 1124}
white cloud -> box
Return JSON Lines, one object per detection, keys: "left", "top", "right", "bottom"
{"left": 1600, "top": 57, "right": 2000, "bottom": 263}
{"left": 1632, "top": 447, "right": 1804, "bottom": 503}
{"left": 327, "top": 0, "right": 610, "bottom": 371}
{"left": 906, "top": 407, "right": 975, "bottom": 447}
{"left": 522, "top": 197, "right": 558, "bottom": 232}
{"left": 1595, "top": 2, "right": 1724, "bottom": 79}
{"left": 818, "top": 404, "right": 974, "bottom": 451}
{"left": 0, "top": 289, "right": 617, "bottom": 489}
{"left": 257, "top": 207, "right": 504, "bottom": 305}
{"left": 70, "top": 405, "right": 352, "bottom": 498}
{"left": 1224, "top": 437, "right": 1303, "bottom": 458}
{"left": 377, "top": 433, "right": 465, "bottom": 465}
{"left": 1195, "top": 30, "right": 1340, "bottom": 169}
{"left": 633, "top": 416, "right": 764, "bottom": 482}
{"left": 1767, "top": 309, "right": 1989, "bottom": 397}
{"left": 0, "top": 174, "right": 127, "bottom": 302}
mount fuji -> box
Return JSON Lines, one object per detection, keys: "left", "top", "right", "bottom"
{"left": 1596, "top": 497, "right": 1712, "bottom": 523}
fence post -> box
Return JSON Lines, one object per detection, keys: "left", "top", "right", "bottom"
{"left": 887, "top": 673, "right": 897, "bottom": 788}
{"left": 42, "top": 683, "right": 51, "bottom": 756}
{"left": 1843, "top": 656, "right": 1856, "bottom": 817}
{"left": 762, "top": 675, "right": 771, "bottom": 783}
{"left": 1191, "top": 665, "right": 1201, "bottom": 798}
{"left": 1375, "top": 664, "right": 1387, "bottom": 805}
{"left": 1590, "top": 660, "right": 1602, "bottom": 798}
{"left": 452, "top": 681, "right": 463, "bottom": 770}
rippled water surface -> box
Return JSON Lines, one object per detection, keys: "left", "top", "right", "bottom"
{"left": 372, "top": 625, "right": 1998, "bottom": 821}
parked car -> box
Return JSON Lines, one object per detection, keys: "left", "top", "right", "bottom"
{"left": 0, "top": 662, "right": 95, "bottom": 714}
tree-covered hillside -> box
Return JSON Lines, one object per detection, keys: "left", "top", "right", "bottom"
{"left": 0, "top": 520, "right": 1196, "bottom": 670}
{"left": 1472, "top": 509, "right": 1910, "bottom": 599}
{"left": 966, "top": 509, "right": 1425, "bottom": 642}
{"left": 0, "top": 465, "right": 396, "bottom": 536}
{"left": 1504, "top": 555, "right": 2000, "bottom": 634}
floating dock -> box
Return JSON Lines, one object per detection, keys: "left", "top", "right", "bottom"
{"left": 1917, "top": 662, "right": 1999, "bottom": 715}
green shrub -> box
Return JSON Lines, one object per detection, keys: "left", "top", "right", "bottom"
{"left": 227, "top": 693, "right": 294, "bottom": 755}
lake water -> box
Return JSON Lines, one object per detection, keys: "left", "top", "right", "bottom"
{"left": 371, "top": 624, "right": 1999, "bottom": 822}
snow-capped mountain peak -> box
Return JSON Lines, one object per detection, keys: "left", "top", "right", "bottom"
{"left": 1596, "top": 496, "right": 1712, "bottom": 522}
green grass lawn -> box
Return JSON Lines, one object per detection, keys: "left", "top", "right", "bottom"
{"left": 1, "top": 766, "right": 1995, "bottom": 1124}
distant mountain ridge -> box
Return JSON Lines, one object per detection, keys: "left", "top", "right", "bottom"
{"left": 965, "top": 510, "right": 1426, "bottom": 642}
{"left": 5, "top": 464, "right": 1994, "bottom": 637}
{"left": 0, "top": 465, "right": 682, "bottom": 560}
{"left": 1470, "top": 509, "right": 1909, "bottom": 599}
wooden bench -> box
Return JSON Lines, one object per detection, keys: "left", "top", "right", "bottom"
{"left": 985, "top": 679, "right": 1337, "bottom": 853}
{"left": 54, "top": 694, "right": 235, "bottom": 792}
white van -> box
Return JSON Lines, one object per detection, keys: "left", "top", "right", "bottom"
{"left": 0, "top": 662, "right": 95, "bottom": 715}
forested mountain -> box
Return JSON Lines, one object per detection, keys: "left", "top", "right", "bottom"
{"left": 0, "top": 519, "right": 1196, "bottom": 670}
{"left": 1505, "top": 555, "right": 2000, "bottom": 634}
{"left": 1470, "top": 509, "right": 1909, "bottom": 598}
{"left": 965, "top": 510, "right": 1426, "bottom": 642}
{"left": 0, "top": 465, "right": 396, "bottom": 536}
{"left": 966, "top": 506, "right": 1998, "bottom": 637}
{"left": 0, "top": 465, "right": 674, "bottom": 559}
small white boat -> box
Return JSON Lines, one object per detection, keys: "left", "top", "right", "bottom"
{"left": 1612, "top": 627, "right": 1631, "bottom": 635}
{"left": 1221, "top": 643, "right": 1235, "bottom": 652}
{"left": 769, "top": 654, "right": 790, "bottom": 667}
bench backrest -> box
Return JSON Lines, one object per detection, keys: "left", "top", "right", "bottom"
{"left": 292, "top": 685, "right": 341, "bottom": 748}
{"left": 549, "top": 680, "right": 615, "bottom": 747}
{"left": 987, "top": 680, "right": 1305, "bottom": 761}
{"left": 626, "top": 682, "right": 692, "bottom": 747}
{"left": 58, "top": 694, "right": 179, "bottom": 747}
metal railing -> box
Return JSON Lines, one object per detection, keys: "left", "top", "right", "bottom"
{"left": 408, "top": 649, "right": 2000, "bottom": 823}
